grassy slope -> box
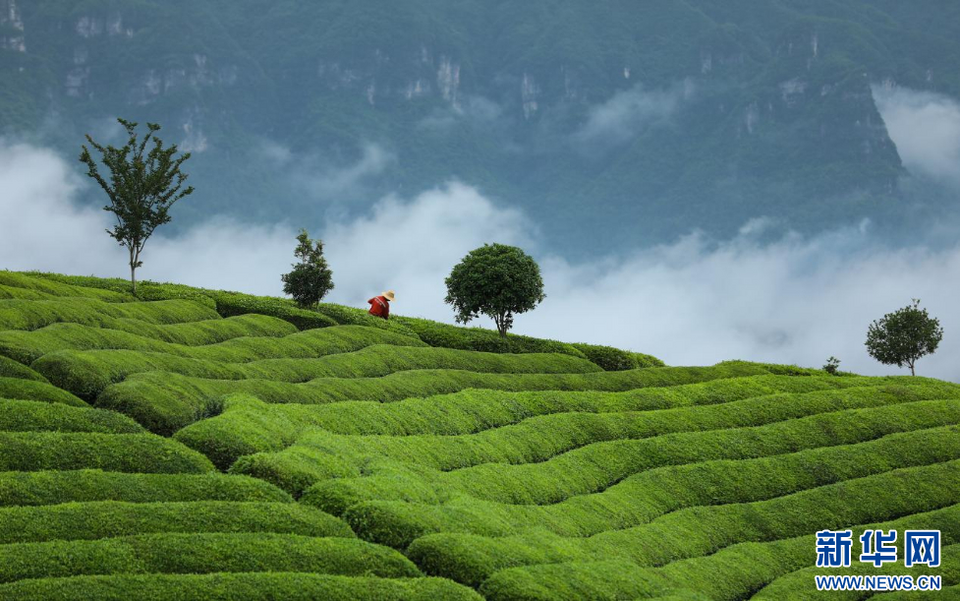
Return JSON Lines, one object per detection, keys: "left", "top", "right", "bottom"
{"left": 0, "top": 271, "right": 955, "bottom": 600}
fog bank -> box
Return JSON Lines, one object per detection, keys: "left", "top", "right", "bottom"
{"left": 2, "top": 140, "right": 957, "bottom": 381}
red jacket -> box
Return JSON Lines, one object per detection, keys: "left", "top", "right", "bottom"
{"left": 368, "top": 296, "right": 390, "bottom": 319}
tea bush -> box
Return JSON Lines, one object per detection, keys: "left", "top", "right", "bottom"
{"left": 0, "top": 355, "right": 47, "bottom": 381}
{"left": 392, "top": 427, "right": 960, "bottom": 570}
{"left": 0, "top": 501, "right": 352, "bottom": 544}
{"left": 478, "top": 503, "right": 960, "bottom": 600}
{"left": 407, "top": 459, "right": 960, "bottom": 584}
{"left": 392, "top": 317, "right": 585, "bottom": 357}
{"left": 0, "top": 533, "right": 419, "bottom": 583}
{"left": 571, "top": 343, "right": 665, "bottom": 370}
{"left": 302, "top": 387, "right": 960, "bottom": 512}
{"left": 100, "top": 363, "right": 790, "bottom": 435}
{"left": 0, "top": 399, "right": 144, "bottom": 433}
{"left": 35, "top": 344, "right": 600, "bottom": 400}
{"left": 0, "top": 317, "right": 309, "bottom": 364}
{"left": 6, "top": 271, "right": 958, "bottom": 601}
{"left": 0, "top": 573, "right": 483, "bottom": 601}
{"left": 1, "top": 271, "right": 131, "bottom": 302}
{"left": 0, "top": 432, "right": 214, "bottom": 473}
{"left": 175, "top": 375, "right": 868, "bottom": 467}
{"left": 0, "top": 470, "right": 291, "bottom": 506}
{"left": 0, "top": 298, "right": 218, "bottom": 331}
{"left": 246, "top": 394, "right": 960, "bottom": 498}
{"left": 0, "top": 377, "right": 87, "bottom": 406}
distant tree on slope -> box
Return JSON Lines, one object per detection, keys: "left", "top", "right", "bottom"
{"left": 79, "top": 118, "right": 193, "bottom": 294}
{"left": 865, "top": 299, "right": 943, "bottom": 376}
{"left": 445, "top": 243, "right": 545, "bottom": 338}
{"left": 282, "top": 229, "right": 334, "bottom": 308}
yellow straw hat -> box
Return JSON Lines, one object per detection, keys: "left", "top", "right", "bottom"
{"left": 382, "top": 290, "right": 396, "bottom": 302}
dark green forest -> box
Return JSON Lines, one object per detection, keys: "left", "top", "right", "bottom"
{"left": 3, "top": 0, "right": 960, "bottom": 251}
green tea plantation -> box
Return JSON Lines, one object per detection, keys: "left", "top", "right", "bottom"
{"left": 0, "top": 270, "right": 956, "bottom": 600}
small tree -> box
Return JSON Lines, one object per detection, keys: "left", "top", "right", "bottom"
{"left": 79, "top": 118, "right": 193, "bottom": 294}
{"left": 281, "top": 229, "right": 334, "bottom": 308}
{"left": 444, "top": 243, "right": 545, "bottom": 338}
{"left": 865, "top": 299, "right": 943, "bottom": 376}
{"left": 822, "top": 356, "right": 841, "bottom": 375}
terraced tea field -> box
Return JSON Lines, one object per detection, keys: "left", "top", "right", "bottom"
{"left": 0, "top": 270, "right": 957, "bottom": 600}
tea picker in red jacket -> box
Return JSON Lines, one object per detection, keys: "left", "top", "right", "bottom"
{"left": 368, "top": 290, "right": 395, "bottom": 319}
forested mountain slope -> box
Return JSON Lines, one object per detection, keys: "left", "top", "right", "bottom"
{"left": 3, "top": 0, "right": 959, "bottom": 249}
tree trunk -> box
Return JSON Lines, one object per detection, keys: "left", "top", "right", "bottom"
{"left": 496, "top": 314, "right": 507, "bottom": 338}
{"left": 128, "top": 247, "right": 137, "bottom": 296}
{"left": 910, "top": 362, "right": 915, "bottom": 376}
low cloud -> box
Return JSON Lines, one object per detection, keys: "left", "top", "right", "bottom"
{"left": 322, "top": 182, "right": 533, "bottom": 315}
{"left": 525, "top": 226, "right": 960, "bottom": 382}
{"left": 307, "top": 142, "right": 394, "bottom": 197}
{"left": 0, "top": 142, "right": 116, "bottom": 277}
{"left": 0, "top": 140, "right": 297, "bottom": 294}
{"left": 574, "top": 82, "right": 688, "bottom": 147}
{"left": 2, "top": 140, "right": 958, "bottom": 382}
{"left": 0, "top": 140, "right": 529, "bottom": 305}
{"left": 874, "top": 85, "right": 960, "bottom": 186}
{"left": 257, "top": 140, "right": 395, "bottom": 200}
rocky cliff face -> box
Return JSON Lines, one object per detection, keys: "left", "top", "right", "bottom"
{"left": 1, "top": 0, "right": 956, "bottom": 250}
{"left": 0, "top": 0, "right": 26, "bottom": 52}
